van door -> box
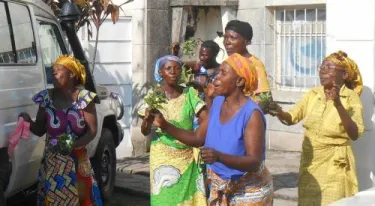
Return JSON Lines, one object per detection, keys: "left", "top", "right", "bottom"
{"left": 0, "top": 0, "right": 45, "bottom": 196}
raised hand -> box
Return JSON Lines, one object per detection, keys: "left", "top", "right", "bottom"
{"left": 144, "top": 108, "right": 155, "bottom": 123}
{"left": 206, "top": 83, "right": 215, "bottom": 99}
{"left": 268, "top": 101, "right": 282, "bottom": 116}
{"left": 325, "top": 82, "right": 342, "bottom": 106}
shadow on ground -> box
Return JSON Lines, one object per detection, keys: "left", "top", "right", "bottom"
{"left": 272, "top": 172, "right": 298, "bottom": 191}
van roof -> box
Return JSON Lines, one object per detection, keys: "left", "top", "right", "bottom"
{"left": 13, "top": 0, "right": 56, "bottom": 18}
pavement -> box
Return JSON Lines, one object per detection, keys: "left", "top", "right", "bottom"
{"left": 115, "top": 150, "right": 300, "bottom": 206}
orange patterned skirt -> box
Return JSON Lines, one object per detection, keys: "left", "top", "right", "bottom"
{"left": 206, "top": 163, "right": 273, "bottom": 206}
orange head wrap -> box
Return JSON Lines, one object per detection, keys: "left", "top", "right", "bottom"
{"left": 224, "top": 53, "right": 258, "bottom": 97}
{"left": 53, "top": 55, "right": 86, "bottom": 86}
{"left": 324, "top": 51, "right": 363, "bottom": 95}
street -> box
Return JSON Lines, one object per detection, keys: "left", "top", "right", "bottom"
{"left": 109, "top": 188, "right": 149, "bottom": 206}
{"left": 7, "top": 188, "right": 150, "bottom": 206}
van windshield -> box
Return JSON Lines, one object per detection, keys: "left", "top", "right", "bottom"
{"left": 38, "top": 22, "right": 65, "bottom": 84}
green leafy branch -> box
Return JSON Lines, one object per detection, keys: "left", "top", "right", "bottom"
{"left": 181, "top": 39, "right": 198, "bottom": 57}
{"left": 179, "top": 65, "right": 194, "bottom": 86}
{"left": 258, "top": 92, "right": 272, "bottom": 106}
{"left": 143, "top": 85, "right": 167, "bottom": 112}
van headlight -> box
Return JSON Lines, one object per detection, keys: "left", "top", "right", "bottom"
{"left": 110, "top": 92, "right": 124, "bottom": 120}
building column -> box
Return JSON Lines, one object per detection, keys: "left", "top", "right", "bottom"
{"left": 215, "top": 6, "right": 237, "bottom": 63}
{"left": 171, "top": 7, "right": 188, "bottom": 44}
{"left": 236, "top": 0, "right": 266, "bottom": 61}
{"left": 131, "top": 0, "right": 172, "bottom": 156}
{"left": 220, "top": 6, "right": 237, "bottom": 30}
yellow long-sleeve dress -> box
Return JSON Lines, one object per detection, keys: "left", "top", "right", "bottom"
{"left": 286, "top": 85, "right": 364, "bottom": 206}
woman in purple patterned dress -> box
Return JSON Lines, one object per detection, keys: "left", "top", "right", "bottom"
{"left": 19, "top": 55, "right": 102, "bottom": 206}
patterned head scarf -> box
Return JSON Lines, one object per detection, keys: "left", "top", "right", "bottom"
{"left": 224, "top": 53, "right": 258, "bottom": 97}
{"left": 154, "top": 55, "right": 183, "bottom": 82}
{"left": 324, "top": 51, "right": 363, "bottom": 95}
{"left": 54, "top": 55, "right": 86, "bottom": 86}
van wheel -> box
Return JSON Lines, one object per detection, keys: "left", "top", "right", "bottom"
{"left": 91, "top": 128, "right": 116, "bottom": 202}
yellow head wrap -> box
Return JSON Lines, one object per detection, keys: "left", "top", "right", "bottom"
{"left": 53, "top": 55, "right": 86, "bottom": 86}
{"left": 324, "top": 50, "right": 363, "bottom": 95}
{"left": 224, "top": 53, "right": 258, "bottom": 97}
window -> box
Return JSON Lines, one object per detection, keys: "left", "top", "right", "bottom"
{"left": 8, "top": 2, "right": 37, "bottom": 63}
{"left": 38, "top": 23, "right": 64, "bottom": 84}
{"left": 0, "top": 2, "right": 15, "bottom": 63}
{"left": 273, "top": 8, "right": 326, "bottom": 91}
{"left": 0, "top": 2, "right": 37, "bottom": 64}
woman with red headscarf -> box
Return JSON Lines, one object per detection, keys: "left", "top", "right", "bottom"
{"left": 150, "top": 53, "right": 274, "bottom": 205}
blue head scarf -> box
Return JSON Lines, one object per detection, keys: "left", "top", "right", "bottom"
{"left": 154, "top": 55, "right": 183, "bottom": 82}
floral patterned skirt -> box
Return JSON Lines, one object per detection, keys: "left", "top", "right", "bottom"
{"left": 37, "top": 148, "right": 102, "bottom": 206}
{"left": 207, "top": 163, "right": 273, "bottom": 206}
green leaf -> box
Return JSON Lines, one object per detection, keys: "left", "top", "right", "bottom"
{"left": 181, "top": 39, "right": 197, "bottom": 57}
{"left": 144, "top": 85, "right": 167, "bottom": 111}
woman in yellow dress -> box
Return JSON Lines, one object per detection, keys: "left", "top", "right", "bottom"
{"left": 272, "top": 51, "right": 365, "bottom": 205}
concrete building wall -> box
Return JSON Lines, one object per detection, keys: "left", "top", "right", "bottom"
{"left": 193, "top": 7, "right": 223, "bottom": 48}
{"left": 78, "top": 0, "right": 147, "bottom": 158}
{"left": 179, "top": 7, "right": 224, "bottom": 62}
{"left": 115, "top": 0, "right": 147, "bottom": 158}
{"left": 236, "top": 0, "right": 375, "bottom": 191}
{"left": 128, "top": 0, "right": 172, "bottom": 156}
{"left": 237, "top": 0, "right": 303, "bottom": 152}
{"left": 79, "top": 0, "right": 172, "bottom": 157}
{"left": 235, "top": 0, "right": 328, "bottom": 152}
{"left": 326, "top": 0, "right": 375, "bottom": 191}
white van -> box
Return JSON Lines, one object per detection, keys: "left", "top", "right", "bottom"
{"left": 0, "top": 0, "right": 125, "bottom": 203}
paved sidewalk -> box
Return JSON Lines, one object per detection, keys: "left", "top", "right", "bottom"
{"left": 115, "top": 150, "right": 300, "bottom": 206}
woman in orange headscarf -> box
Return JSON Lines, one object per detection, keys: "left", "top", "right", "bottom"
{"left": 149, "top": 53, "right": 274, "bottom": 205}
{"left": 19, "top": 55, "right": 102, "bottom": 205}
{"left": 272, "top": 51, "right": 364, "bottom": 205}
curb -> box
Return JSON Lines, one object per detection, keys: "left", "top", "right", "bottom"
{"left": 116, "top": 167, "right": 150, "bottom": 176}
{"left": 274, "top": 193, "right": 298, "bottom": 202}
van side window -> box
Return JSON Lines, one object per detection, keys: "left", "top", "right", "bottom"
{"left": 8, "top": 2, "right": 37, "bottom": 64}
{"left": 38, "top": 23, "right": 64, "bottom": 84}
{"left": 0, "top": 2, "right": 15, "bottom": 63}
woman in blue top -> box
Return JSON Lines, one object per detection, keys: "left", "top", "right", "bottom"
{"left": 149, "top": 53, "right": 273, "bottom": 205}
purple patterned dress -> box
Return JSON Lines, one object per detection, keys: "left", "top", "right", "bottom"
{"left": 32, "top": 89, "right": 102, "bottom": 206}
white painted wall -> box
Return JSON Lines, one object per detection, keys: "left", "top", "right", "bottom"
{"left": 180, "top": 7, "right": 236, "bottom": 63}
{"left": 193, "top": 7, "right": 223, "bottom": 44}
{"left": 266, "top": 0, "right": 325, "bottom": 6}
{"left": 326, "top": 0, "right": 375, "bottom": 190}
{"left": 78, "top": 0, "right": 147, "bottom": 158}
{"left": 182, "top": 7, "right": 225, "bottom": 62}
{"left": 90, "top": 18, "right": 133, "bottom": 159}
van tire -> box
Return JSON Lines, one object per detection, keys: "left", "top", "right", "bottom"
{"left": 91, "top": 128, "right": 116, "bottom": 202}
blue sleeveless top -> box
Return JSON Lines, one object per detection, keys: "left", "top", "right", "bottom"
{"left": 204, "top": 96, "right": 266, "bottom": 180}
